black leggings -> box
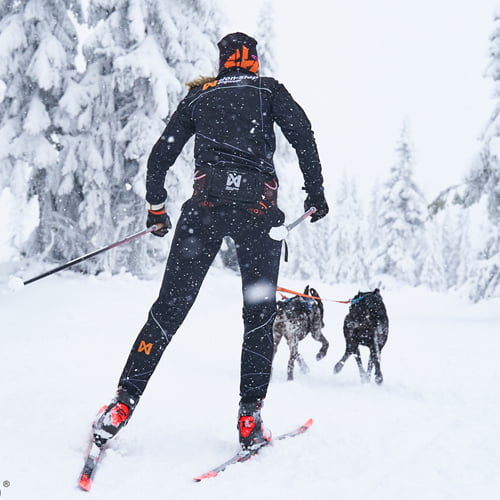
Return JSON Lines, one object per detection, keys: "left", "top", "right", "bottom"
{"left": 118, "top": 200, "right": 284, "bottom": 403}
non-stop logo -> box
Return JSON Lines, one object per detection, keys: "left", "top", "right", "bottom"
{"left": 225, "top": 172, "right": 242, "bottom": 192}
{"left": 138, "top": 340, "right": 153, "bottom": 355}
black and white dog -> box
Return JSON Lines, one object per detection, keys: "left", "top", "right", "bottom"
{"left": 273, "top": 286, "right": 330, "bottom": 381}
{"left": 333, "top": 288, "right": 389, "bottom": 384}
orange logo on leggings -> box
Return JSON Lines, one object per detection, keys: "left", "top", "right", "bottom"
{"left": 138, "top": 341, "right": 153, "bottom": 355}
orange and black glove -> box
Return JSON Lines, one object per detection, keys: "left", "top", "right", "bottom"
{"left": 146, "top": 203, "right": 172, "bottom": 237}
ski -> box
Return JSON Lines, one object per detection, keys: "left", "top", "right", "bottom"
{"left": 193, "top": 418, "right": 313, "bottom": 482}
{"left": 78, "top": 438, "right": 106, "bottom": 492}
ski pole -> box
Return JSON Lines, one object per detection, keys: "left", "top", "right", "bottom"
{"left": 21, "top": 224, "right": 163, "bottom": 286}
{"left": 269, "top": 207, "right": 317, "bottom": 241}
{"left": 285, "top": 206, "right": 317, "bottom": 232}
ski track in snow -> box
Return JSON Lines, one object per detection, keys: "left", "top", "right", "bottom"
{"left": 0, "top": 268, "right": 499, "bottom": 500}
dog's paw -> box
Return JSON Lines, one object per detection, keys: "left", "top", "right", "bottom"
{"left": 316, "top": 352, "right": 326, "bottom": 361}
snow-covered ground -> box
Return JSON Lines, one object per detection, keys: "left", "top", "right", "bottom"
{"left": 1, "top": 266, "right": 499, "bottom": 499}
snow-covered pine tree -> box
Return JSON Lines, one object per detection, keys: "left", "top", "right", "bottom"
{"left": 57, "top": 0, "right": 222, "bottom": 276}
{"left": 255, "top": 0, "right": 274, "bottom": 77}
{"left": 461, "top": 7, "right": 500, "bottom": 300}
{"left": 366, "top": 179, "right": 384, "bottom": 287}
{"left": 420, "top": 206, "right": 472, "bottom": 292}
{"left": 327, "top": 173, "right": 368, "bottom": 285}
{"left": 0, "top": 0, "right": 84, "bottom": 265}
{"left": 372, "top": 120, "right": 427, "bottom": 286}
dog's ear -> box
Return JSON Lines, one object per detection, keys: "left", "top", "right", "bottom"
{"left": 304, "top": 285, "right": 310, "bottom": 295}
{"left": 374, "top": 288, "right": 380, "bottom": 294}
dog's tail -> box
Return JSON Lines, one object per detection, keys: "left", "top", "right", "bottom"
{"left": 308, "top": 286, "right": 325, "bottom": 326}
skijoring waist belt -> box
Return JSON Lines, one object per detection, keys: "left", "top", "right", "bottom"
{"left": 192, "top": 167, "right": 278, "bottom": 206}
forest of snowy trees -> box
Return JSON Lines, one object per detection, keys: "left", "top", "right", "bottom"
{"left": 0, "top": 0, "right": 499, "bottom": 302}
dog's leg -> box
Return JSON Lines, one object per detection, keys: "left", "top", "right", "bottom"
{"left": 287, "top": 355, "right": 294, "bottom": 381}
{"left": 286, "top": 331, "right": 297, "bottom": 381}
{"left": 270, "top": 330, "right": 278, "bottom": 380}
{"left": 354, "top": 348, "right": 369, "bottom": 383}
{"left": 296, "top": 352, "right": 310, "bottom": 374}
{"left": 273, "top": 327, "right": 283, "bottom": 359}
{"left": 310, "top": 320, "right": 329, "bottom": 361}
{"left": 287, "top": 347, "right": 304, "bottom": 381}
{"left": 367, "top": 354, "right": 374, "bottom": 378}
{"left": 333, "top": 351, "right": 350, "bottom": 373}
{"left": 315, "top": 333, "right": 329, "bottom": 361}
{"left": 286, "top": 333, "right": 309, "bottom": 380}
{"left": 308, "top": 307, "right": 329, "bottom": 361}
{"left": 369, "top": 343, "right": 383, "bottom": 384}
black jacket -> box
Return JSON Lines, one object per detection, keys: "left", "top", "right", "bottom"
{"left": 146, "top": 68, "right": 324, "bottom": 205}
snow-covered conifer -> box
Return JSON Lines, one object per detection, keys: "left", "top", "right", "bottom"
{"left": 372, "top": 120, "right": 427, "bottom": 286}
{"left": 326, "top": 174, "right": 368, "bottom": 285}
{"left": 421, "top": 207, "right": 471, "bottom": 292}
{"left": 256, "top": 0, "right": 275, "bottom": 78}
{"left": 57, "top": 0, "right": 222, "bottom": 275}
{"left": 462, "top": 9, "right": 500, "bottom": 300}
{"left": 0, "top": 0, "right": 83, "bottom": 264}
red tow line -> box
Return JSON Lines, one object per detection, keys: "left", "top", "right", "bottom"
{"left": 276, "top": 286, "right": 351, "bottom": 304}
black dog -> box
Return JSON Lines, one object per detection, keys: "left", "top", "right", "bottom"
{"left": 273, "top": 286, "right": 329, "bottom": 381}
{"left": 333, "top": 288, "right": 388, "bottom": 384}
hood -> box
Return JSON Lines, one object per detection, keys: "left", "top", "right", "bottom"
{"left": 217, "top": 32, "right": 259, "bottom": 74}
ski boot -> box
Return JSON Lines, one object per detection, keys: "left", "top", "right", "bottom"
{"left": 238, "top": 400, "right": 272, "bottom": 451}
{"left": 92, "top": 389, "right": 138, "bottom": 446}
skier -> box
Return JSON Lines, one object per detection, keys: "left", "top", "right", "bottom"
{"left": 91, "top": 32, "right": 328, "bottom": 451}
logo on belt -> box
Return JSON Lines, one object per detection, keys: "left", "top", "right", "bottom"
{"left": 226, "top": 172, "right": 242, "bottom": 191}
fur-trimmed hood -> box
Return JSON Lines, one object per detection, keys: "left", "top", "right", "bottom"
{"left": 186, "top": 76, "right": 217, "bottom": 90}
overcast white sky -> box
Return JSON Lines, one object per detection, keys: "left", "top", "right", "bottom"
{"left": 220, "top": 0, "right": 499, "bottom": 200}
